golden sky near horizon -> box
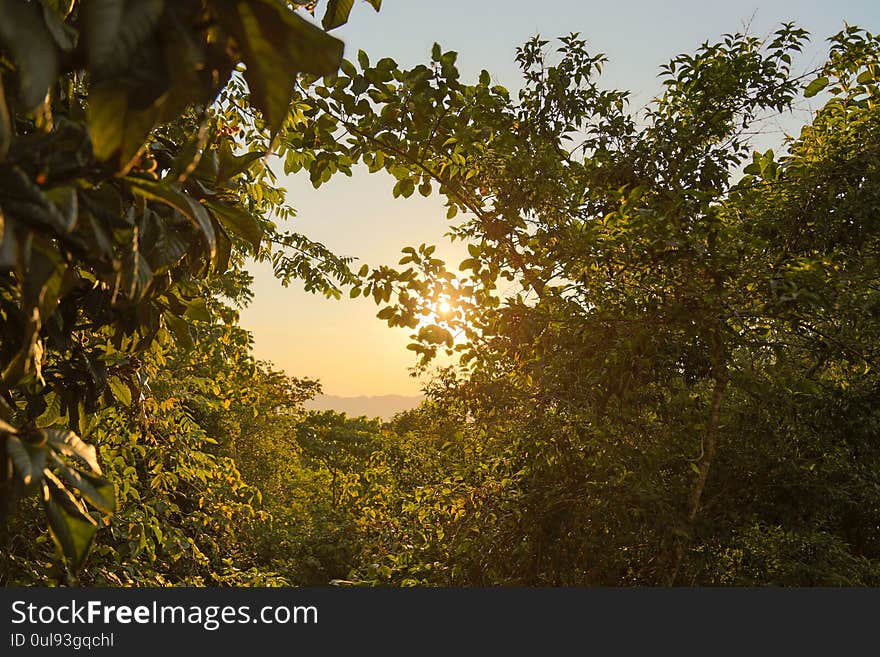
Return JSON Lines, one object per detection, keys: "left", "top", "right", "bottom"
{"left": 241, "top": 168, "right": 465, "bottom": 396}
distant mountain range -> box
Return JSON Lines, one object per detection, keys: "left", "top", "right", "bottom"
{"left": 304, "top": 394, "right": 423, "bottom": 419}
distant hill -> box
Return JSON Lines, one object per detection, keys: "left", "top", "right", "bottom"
{"left": 304, "top": 394, "right": 423, "bottom": 419}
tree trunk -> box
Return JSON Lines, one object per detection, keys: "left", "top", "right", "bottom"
{"left": 667, "top": 371, "right": 727, "bottom": 586}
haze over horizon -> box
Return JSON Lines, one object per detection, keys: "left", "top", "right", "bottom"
{"left": 305, "top": 393, "right": 424, "bottom": 420}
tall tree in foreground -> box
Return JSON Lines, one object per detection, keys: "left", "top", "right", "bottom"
{"left": 0, "top": 0, "right": 379, "bottom": 580}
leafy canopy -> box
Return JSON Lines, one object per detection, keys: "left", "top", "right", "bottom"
{"left": 0, "top": 0, "right": 377, "bottom": 575}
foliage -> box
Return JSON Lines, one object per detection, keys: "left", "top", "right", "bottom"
{"left": 0, "top": 0, "right": 375, "bottom": 579}
{"left": 282, "top": 25, "right": 880, "bottom": 585}
{"left": 4, "top": 5, "right": 879, "bottom": 588}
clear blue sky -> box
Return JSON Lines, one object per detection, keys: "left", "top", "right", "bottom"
{"left": 238, "top": 0, "right": 880, "bottom": 397}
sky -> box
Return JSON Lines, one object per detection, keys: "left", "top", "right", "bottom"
{"left": 238, "top": 0, "right": 880, "bottom": 397}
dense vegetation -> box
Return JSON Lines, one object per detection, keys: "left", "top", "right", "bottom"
{"left": 2, "top": 2, "right": 879, "bottom": 586}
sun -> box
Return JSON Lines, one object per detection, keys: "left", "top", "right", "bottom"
{"left": 413, "top": 295, "right": 469, "bottom": 350}
{"left": 430, "top": 295, "right": 456, "bottom": 321}
{"left": 416, "top": 295, "right": 456, "bottom": 330}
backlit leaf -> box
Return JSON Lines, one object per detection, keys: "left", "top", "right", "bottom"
{"left": 43, "top": 475, "right": 98, "bottom": 570}
{"left": 109, "top": 375, "right": 132, "bottom": 407}
{"left": 221, "top": 0, "right": 344, "bottom": 133}
{"left": 125, "top": 176, "right": 216, "bottom": 257}
{"left": 45, "top": 428, "right": 102, "bottom": 475}
{"left": 204, "top": 200, "right": 263, "bottom": 253}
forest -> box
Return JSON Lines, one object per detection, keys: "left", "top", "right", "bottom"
{"left": 1, "top": 1, "right": 879, "bottom": 587}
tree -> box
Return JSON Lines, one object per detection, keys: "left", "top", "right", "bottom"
{"left": 0, "top": 0, "right": 379, "bottom": 579}
{"left": 284, "top": 24, "right": 880, "bottom": 584}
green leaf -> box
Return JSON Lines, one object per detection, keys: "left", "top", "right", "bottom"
{"left": 88, "top": 84, "right": 160, "bottom": 172}
{"left": 43, "top": 475, "right": 98, "bottom": 571}
{"left": 41, "top": 3, "right": 78, "bottom": 53}
{"left": 169, "top": 137, "right": 206, "bottom": 181}
{"left": 35, "top": 390, "right": 63, "bottom": 428}
{"left": 164, "top": 312, "right": 194, "bottom": 351}
{"left": 146, "top": 213, "right": 189, "bottom": 269}
{"left": 51, "top": 454, "right": 116, "bottom": 514}
{"left": 340, "top": 59, "right": 357, "bottom": 77}
{"left": 365, "top": 0, "right": 381, "bottom": 10}
{"left": 393, "top": 178, "right": 415, "bottom": 198}
{"left": 221, "top": 0, "right": 344, "bottom": 133}
{"left": 804, "top": 76, "right": 829, "bottom": 98}
{"left": 856, "top": 70, "right": 874, "bottom": 85}
{"left": 45, "top": 428, "right": 102, "bottom": 475}
{"left": 216, "top": 141, "right": 265, "bottom": 184}
{"left": 125, "top": 176, "right": 216, "bottom": 257}
{"left": 80, "top": 0, "right": 124, "bottom": 75}
{"left": 82, "top": 0, "right": 164, "bottom": 81}
{"left": 87, "top": 84, "right": 127, "bottom": 161}
{"left": 0, "top": 0, "right": 58, "bottom": 110}
{"left": 43, "top": 186, "right": 78, "bottom": 233}
{"left": 440, "top": 51, "right": 458, "bottom": 68}
{"left": 25, "top": 242, "right": 68, "bottom": 323}
{"left": 418, "top": 324, "right": 453, "bottom": 346}
{"left": 184, "top": 298, "right": 211, "bottom": 322}
{"left": 323, "top": 0, "right": 354, "bottom": 30}
{"left": 119, "top": 104, "right": 160, "bottom": 174}
{"left": 6, "top": 435, "right": 46, "bottom": 489}
{"left": 0, "top": 74, "right": 10, "bottom": 161}
{"left": 458, "top": 258, "right": 478, "bottom": 271}
{"left": 108, "top": 375, "right": 132, "bottom": 406}
{"left": 0, "top": 167, "right": 71, "bottom": 237}
{"left": 213, "top": 224, "right": 232, "bottom": 274}
{"left": 204, "top": 200, "right": 263, "bottom": 253}
{"left": 0, "top": 338, "right": 40, "bottom": 388}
